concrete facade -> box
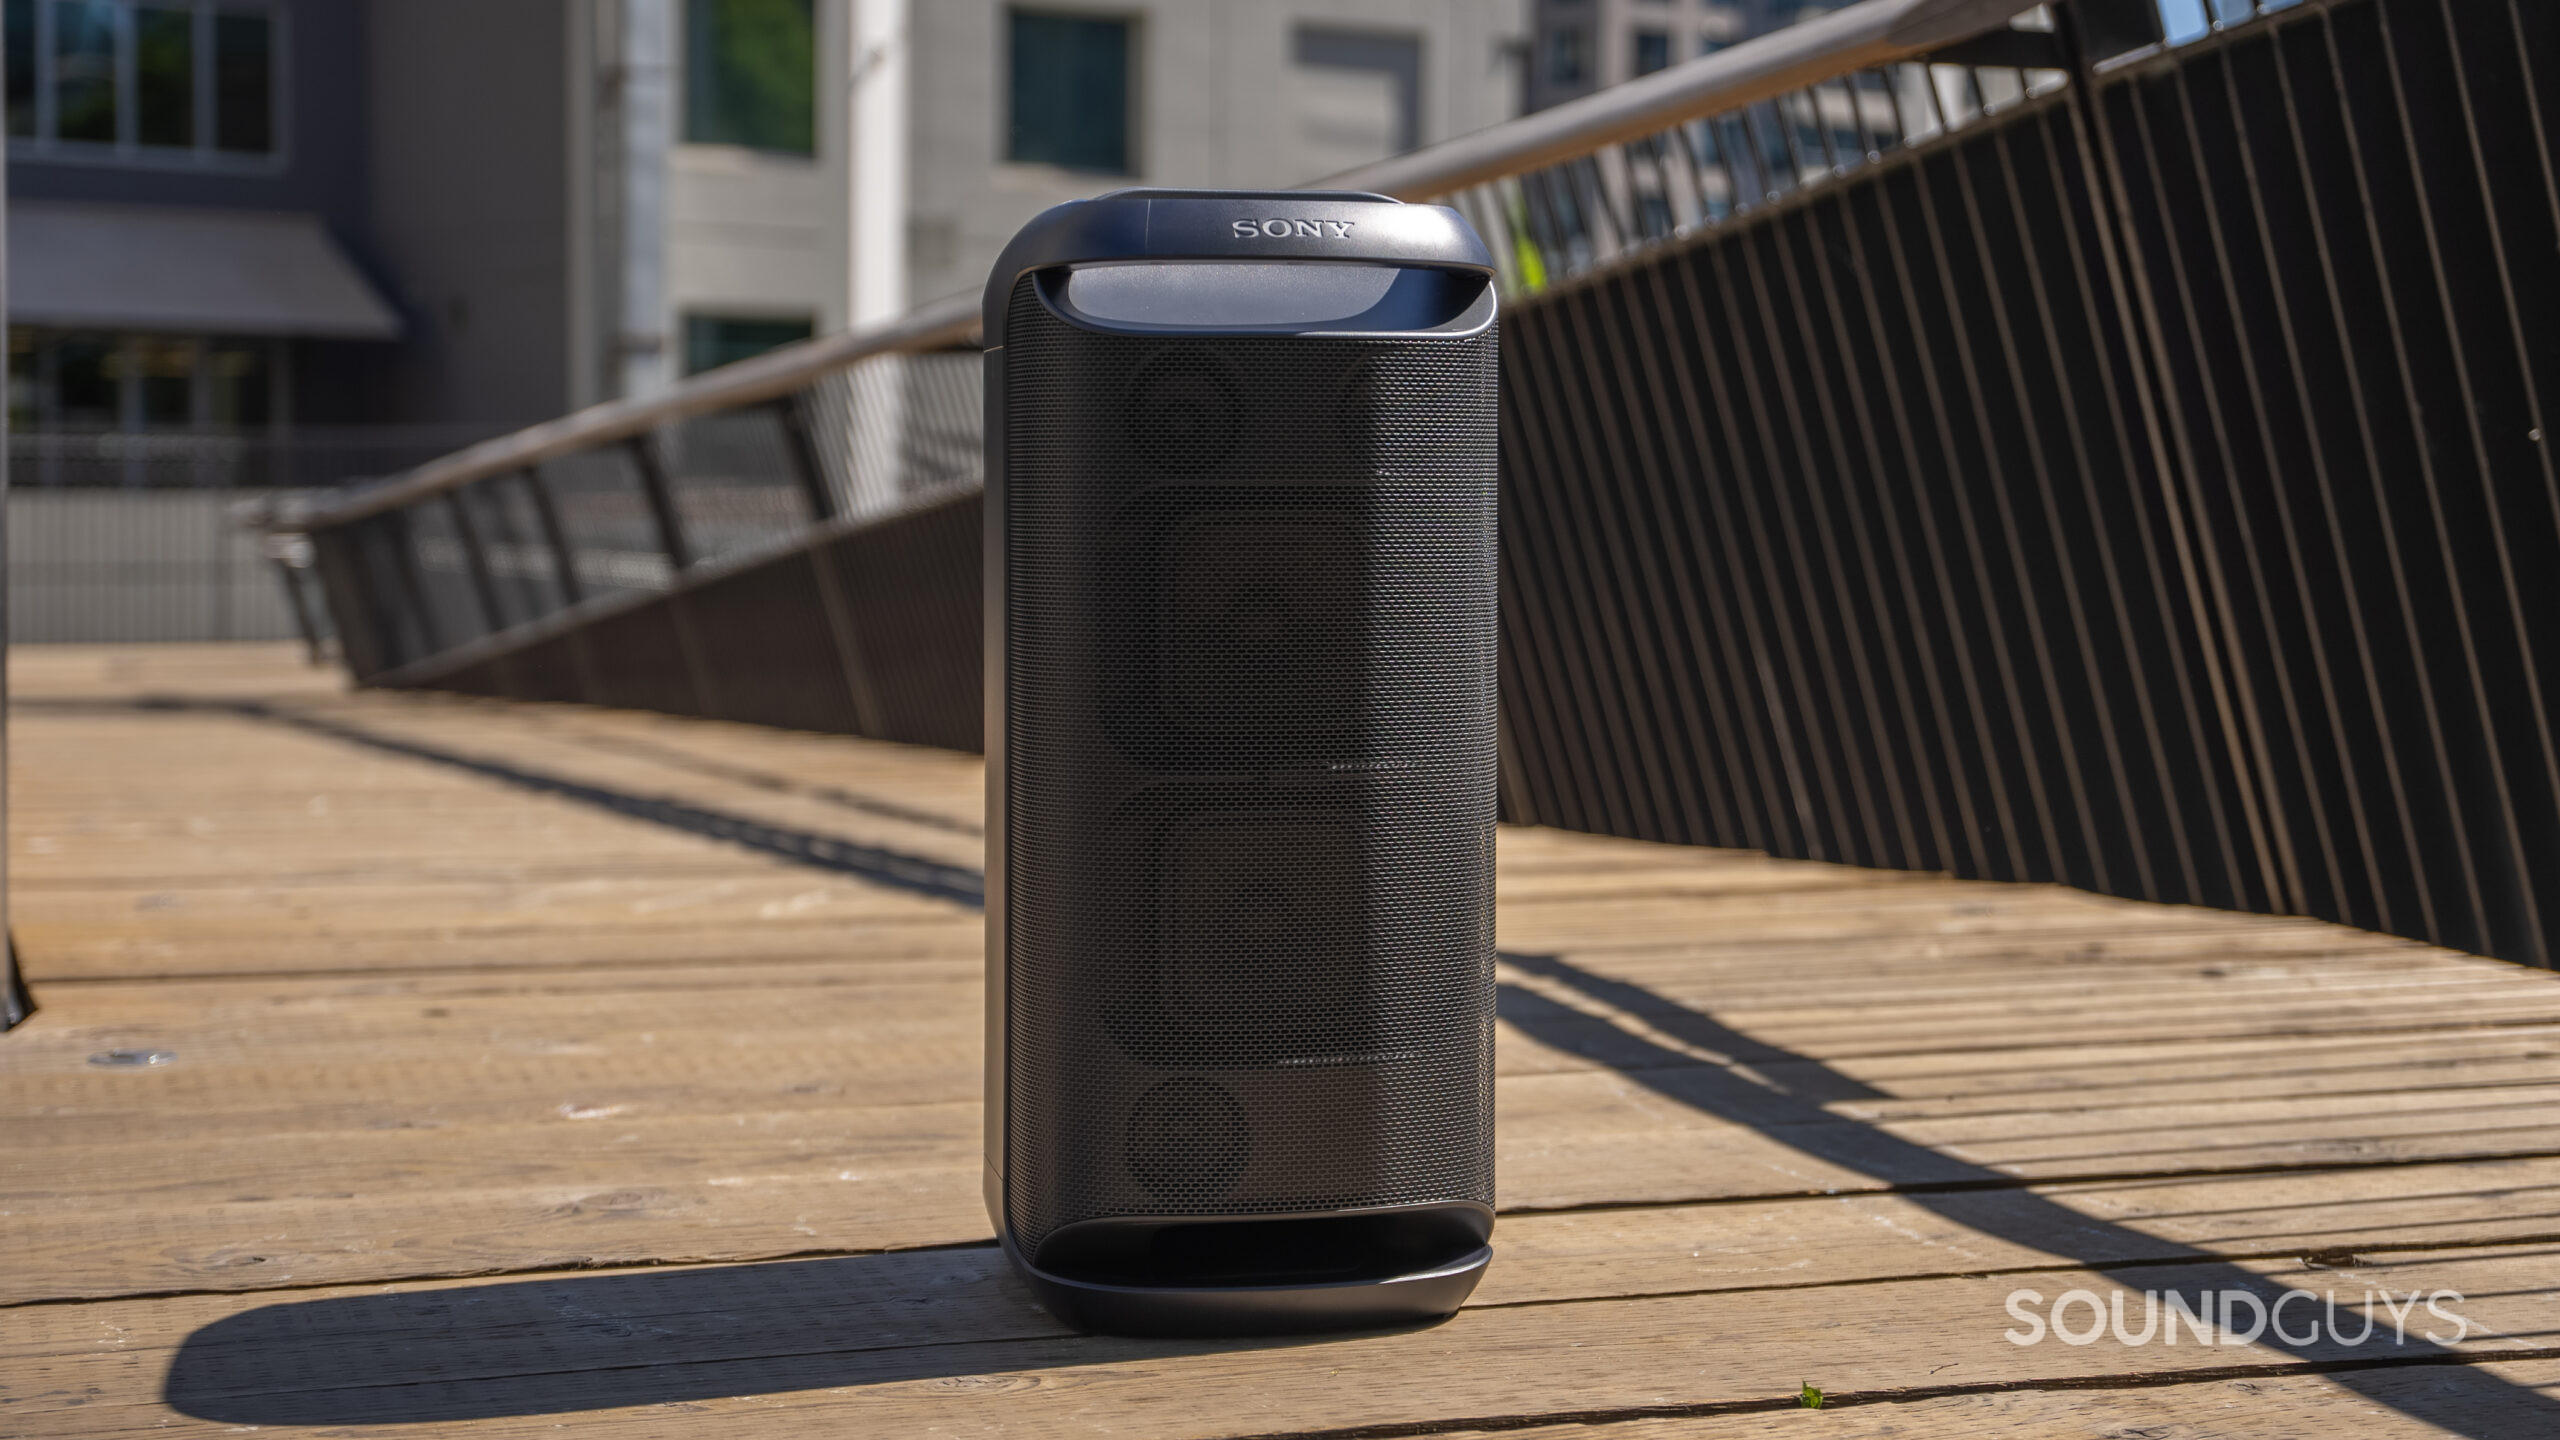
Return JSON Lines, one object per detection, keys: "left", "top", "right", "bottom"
{"left": 8, "top": 0, "right": 1532, "bottom": 427}
{"left": 1525, "top": 1, "right": 1828, "bottom": 112}
{"left": 908, "top": 1, "right": 1530, "bottom": 311}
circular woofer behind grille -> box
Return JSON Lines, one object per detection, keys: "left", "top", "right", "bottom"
{"left": 1128, "top": 354, "right": 1240, "bottom": 475}
{"left": 1126, "top": 1078, "right": 1250, "bottom": 1203}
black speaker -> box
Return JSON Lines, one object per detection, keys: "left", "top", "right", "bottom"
{"left": 983, "top": 189, "right": 1499, "bottom": 1335}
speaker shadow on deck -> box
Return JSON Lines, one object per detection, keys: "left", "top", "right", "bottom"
{"left": 159, "top": 1246, "right": 1335, "bottom": 1426}
{"left": 1495, "top": 950, "right": 2560, "bottom": 1440}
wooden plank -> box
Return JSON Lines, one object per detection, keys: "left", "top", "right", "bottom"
{"left": 1420, "top": 1359, "right": 2560, "bottom": 1437}
{"left": 5, "top": 1246, "right": 2552, "bottom": 1435}
{"left": 11, "top": 645, "right": 2560, "bottom": 1438}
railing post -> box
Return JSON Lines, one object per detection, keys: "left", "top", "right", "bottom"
{"left": 445, "top": 490, "right": 507, "bottom": 637}
{"left": 520, "top": 465, "right": 585, "bottom": 608}
{"left": 770, "top": 389, "right": 886, "bottom": 735}
{"left": 621, "top": 431, "right": 718, "bottom": 716}
{"left": 388, "top": 510, "right": 445, "bottom": 660}
{"left": 624, "top": 432, "right": 693, "bottom": 572}
{"left": 265, "top": 533, "right": 326, "bottom": 665}
{"left": 0, "top": 132, "right": 23, "bottom": 1032}
{"left": 772, "top": 391, "right": 839, "bottom": 522}
{"left": 517, "top": 465, "right": 608, "bottom": 704}
{"left": 2067, "top": 0, "right": 2164, "bottom": 68}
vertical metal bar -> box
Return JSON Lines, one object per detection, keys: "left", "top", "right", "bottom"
{"left": 1942, "top": 118, "right": 2135, "bottom": 895}
{"left": 2249, "top": 24, "right": 2427, "bottom": 937}
{"left": 1593, "top": 271, "right": 1752, "bottom": 846}
{"left": 2197, "top": 38, "right": 2391, "bottom": 927}
{"left": 624, "top": 432, "right": 694, "bottom": 571}
{"left": 1548, "top": 278, "right": 1719, "bottom": 843}
{"left": 2049, "top": 2, "right": 2241, "bottom": 906}
{"left": 1722, "top": 222, "right": 1897, "bottom": 868}
{"left": 445, "top": 490, "right": 507, "bottom": 638}
{"left": 1500, "top": 303, "right": 1652, "bottom": 838}
{"left": 272, "top": 556, "right": 324, "bottom": 665}
{"left": 1856, "top": 160, "right": 2032, "bottom": 878}
{"left": 1793, "top": 191, "right": 1961, "bottom": 873}
{"left": 1631, "top": 255, "right": 1794, "bottom": 851}
{"left": 1990, "top": 114, "right": 2172, "bottom": 901}
{"left": 2129, "top": 62, "right": 2315, "bottom": 915}
{"left": 770, "top": 388, "right": 886, "bottom": 736}
{"left": 2313, "top": 3, "right": 2502, "bottom": 951}
{"left": 2062, "top": 16, "right": 2286, "bottom": 914}
{"left": 2257, "top": 10, "right": 2460, "bottom": 940}
{"left": 1765, "top": 197, "right": 1939, "bottom": 870}
{"left": 0, "top": 132, "right": 24, "bottom": 1029}
{"left": 1495, "top": 356, "right": 1587, "bottom": 830}
{"left": 2402, "top": 0, "right": 2560, "bottom": 961}
{"left": 772, "top": 390, "right": 839, "bottom": 522}
{"left": 1670, "top": 243, "right": 1837, "bottom": 856}
{"left": 388, "top": 511, "right": 445, "bottom": 660}
{"left": 521, "top": 465, "right": 585, "bottom": 608}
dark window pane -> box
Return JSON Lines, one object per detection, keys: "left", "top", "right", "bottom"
{"left": 1634, "top": 29, "right": 1670, "bottom": 75}
{"left": 683, "top": 314, "right": 814, "bottom": 375}
{"left": 132, "top": 336, "right": 195, "bottom": 428}
{"left": 7, "top": 329, "right": 36, "bottom": 428}
{"left": 53, "top": 0, "right": 117, "bottom": 143}
{"left": 1008, "top": 11, "right": 1129, "bottom": 173}
{"left": 684, "top": 0, "right": 815, "bottom": 154}
{"left": 214, "top": 11, "right": 272, "bottom": 153}
{"left": 136, "top": 6, "right": 194, "bottom": 148}
{"left": 6, "top": 0, "right": 34, "bottom": 137}
{"left": 1548, "top": 28, "right": 1587, "bottom": 86}
{"left": 54, "top": 335, "right": 118, "bottom": 427}
{"left": 206, "top": 340, "right": 271, "bottom": 428}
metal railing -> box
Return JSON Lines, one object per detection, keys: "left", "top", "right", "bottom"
{"left": 253, "top": 0, "right": 2560, "bottom": 971}
{"left": 250, "top": 0, "right": 2048, "bottom": 692}
{"left": 12, "top": 426, "right": 498, "bottom": 647}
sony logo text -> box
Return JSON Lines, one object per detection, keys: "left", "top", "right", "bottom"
{"left": 1232, "top": 218, "right": 1357, "bottom": 239}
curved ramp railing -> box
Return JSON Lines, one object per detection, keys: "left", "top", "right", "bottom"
{"left": 247, "top": 0, "right": 2054, "bottom": 705}
{"left": 251, "top": 0, "right": 2560, "bottom": 970}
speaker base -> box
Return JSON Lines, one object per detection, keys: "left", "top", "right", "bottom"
{"left": 1002, "top": 1231, "right": 1490, "bottom": 1338}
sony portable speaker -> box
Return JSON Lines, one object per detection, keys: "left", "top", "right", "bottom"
{"left": 983, "top": 189, "right": 1499, "bottom": 1335}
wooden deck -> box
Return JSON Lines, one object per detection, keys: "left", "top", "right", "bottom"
{"left": 7, "top": 644, "right": 2560, "bottom": 1437}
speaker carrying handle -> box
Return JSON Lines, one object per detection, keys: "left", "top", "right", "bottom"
{"left": 981, "top": 189, "right": 1497, "bottom": 350}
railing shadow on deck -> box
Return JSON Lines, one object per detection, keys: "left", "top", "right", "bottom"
{"left": 1491, "top": 951, "right": 2560, "bottom": 1435}
{"left": 66, "top": 683, "right": 2551, "bottom": 1428}
{"left": 146, "top": 914, "right": 2560, "bottom": 1431}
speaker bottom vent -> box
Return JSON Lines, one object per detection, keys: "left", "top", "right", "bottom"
{"left": 1030, "top": 1204, "right": 1492, "bottom": 1292}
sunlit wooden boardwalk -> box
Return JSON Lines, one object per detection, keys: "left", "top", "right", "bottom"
{"left": 8, "top": 645, "right": 2560, "bottom": 1436}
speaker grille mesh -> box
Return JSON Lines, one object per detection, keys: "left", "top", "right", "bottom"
{"left": 1002, "top": 275, "right": 1497, "bottom": 1251}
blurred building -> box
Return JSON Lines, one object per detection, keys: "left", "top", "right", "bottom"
{"left": 2, "top": 0, "right": 1526, "bottom": 640}
{"left": 6, "top": 0, "right": 1531, "bottom": 437}
{"left": 907, "top": 2, "right": 1530, "bottom": 316}
{"left": 1525, "top": 0, "right": 1824, "bottom": 112}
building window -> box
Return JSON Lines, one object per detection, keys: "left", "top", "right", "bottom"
{"left": 1547, "top": 28, "right": 1587, "bottom": 87}
{"left": 1008, "top": 10, "right": 1132, "bottom": 174}
{"left": 1289, "top": 27, "right": 1420, "bottom": 180}
{"left": 9, "top": 327, "right": 274, "bottom": 432}
{"left": 1633, "top": 29, "right": 1671, "bottom": 75}
{"left": 683, "top": 314, "right": 815, "bottom": 376}
{"left": 683, "top": 0, "right": 814, "bottom": 155}
{"left": 213, "top": 7, "right": 270, "bottom": 151}
{"left": 5, "top": 0, "right": 279, "bottom": 164}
